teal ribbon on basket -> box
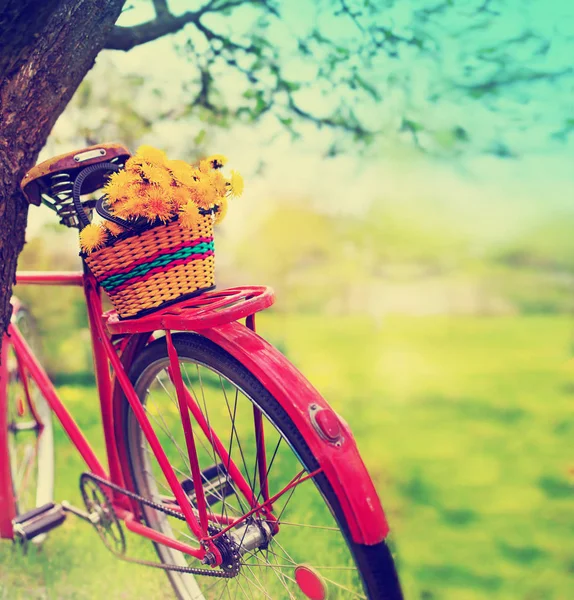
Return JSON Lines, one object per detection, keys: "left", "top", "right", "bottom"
{"left": 100, "top": 239, "right": 214, "bottom": 293}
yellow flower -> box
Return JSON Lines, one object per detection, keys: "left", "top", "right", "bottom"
{"left": 198, "top": 159, "right": 211, "bottom": 174}
{"left": 103, "top": 170, "right": 139, "bottom": 204}
{"left": 143, "top": 188, "right": 175, "bottom": 223}
{"left": 102, "top": 220, "right": 125, "bottom": 236}
{"left": 135, "top": 145, "right": 168, "bottom": 166}
{"left": 125, "top": 156, "right": 146, "bottom": 172}
{"left": 102, "top": 148, "right": 239, "bottom": 227}
{"left": 207, "top": 154, "right": 227, "bottom": 169}
{"left": 168, "top": 160, "right": 198, "bottom": 188}
{"left": 79, "top": 223, "right": 107, "bottom": 254}
{"left": 178, "top": 201, "right": 203, "bottom": 229}
{"left": 208, "top": 169, "right": 227, "bottom": 198}
{"left": 114, "top": 194, "right": 147, "bottom": 219}
{"left": 139, "top": 163, "right": 173, "bottom": 188}
{"left": 191, "top": 179, "right": 218, "bottom": 209}
{"left": 227, "top": 170, "right": 244, "bottom": 197}
{"left": 214, "top": 197, "right": 228, "bottom": 224}
{"left": 171, "top": 186, "right": 190, "bottom": 208}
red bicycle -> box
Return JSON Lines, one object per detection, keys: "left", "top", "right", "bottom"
{"left": 0, "top": 148, "right": 403, "bottom": 600}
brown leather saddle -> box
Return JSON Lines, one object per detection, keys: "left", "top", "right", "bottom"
{"left": 20, "top": 142, "right": 131, "bottom": 227}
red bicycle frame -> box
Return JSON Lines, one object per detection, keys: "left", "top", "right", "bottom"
{"left": 0, "top": 269, "right": 389, "bottom": 558}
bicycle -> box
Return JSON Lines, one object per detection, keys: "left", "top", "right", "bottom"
{"left": 0, "top": 144, "right": 403, "bottom": 600}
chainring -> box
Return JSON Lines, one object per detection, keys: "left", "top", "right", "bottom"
{"left": 80, "top": 474, "right": 126, "bottom": 555}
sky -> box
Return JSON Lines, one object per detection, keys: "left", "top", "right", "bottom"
{"left": 29, "top": 0, "right": 574, "bottom": 246}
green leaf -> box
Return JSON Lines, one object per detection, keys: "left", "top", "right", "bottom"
{"left": 401, "top": 118, "right": 423, "bottom": 133}
{"left": 194, "top": 129, "right": 206, "bottom": 145}
{"left": 282, "top": 81, "right": 300, "bottom": 92}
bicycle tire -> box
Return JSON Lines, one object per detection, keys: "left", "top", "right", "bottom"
{"left": 121, "top": 332, "right": 402, "bottom": 600}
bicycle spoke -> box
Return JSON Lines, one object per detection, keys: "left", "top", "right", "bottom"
{"left": 268, "top": 551, "right": 297, "bottom": 599}
{"left": 277, "top": 520, "right": 340, "bottom": 531}
{"left": 220, "top": 378, "right": 255, "bottom": 495}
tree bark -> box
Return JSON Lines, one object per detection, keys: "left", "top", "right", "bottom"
{"left": 0, "top": 0, "right": 125, "bottom": 342}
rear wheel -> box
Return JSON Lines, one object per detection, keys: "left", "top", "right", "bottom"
{"left": 6, "top": 308, "right": 54, "bottom": 541}
{"left": 122, "top": 333, "right": 402, "bottom": 599}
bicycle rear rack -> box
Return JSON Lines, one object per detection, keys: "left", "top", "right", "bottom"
{"left": 105, "top": 286, "right": 275, "bottom": 335}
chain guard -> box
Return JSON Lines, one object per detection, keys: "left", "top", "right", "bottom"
{"left": 80, "top": 473, "right": 240, "bottom": 578}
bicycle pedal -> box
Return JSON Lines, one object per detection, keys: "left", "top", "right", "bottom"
{"left": 12, "top": 502, "right": 66, "bottom": 542}
{"left": 181, "top": 463, "right": 234, "bottom": 506}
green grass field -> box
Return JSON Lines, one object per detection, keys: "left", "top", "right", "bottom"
{"left": 1, "top": 313, "right": 573, "bottom": 599}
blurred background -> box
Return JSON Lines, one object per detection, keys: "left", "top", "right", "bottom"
{"left": 5, "top": 0, "right": 574, "bottom": 598}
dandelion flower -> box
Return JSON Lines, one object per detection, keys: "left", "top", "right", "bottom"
{"left": 171, "top": 186, "right": 190, "bottom": 208}
{"left": 79, "top": 223, "right": 107, "bottom": 254}
{"left": 214, "top": 197, "right": 228, "bottom": 224}
{"left": 207, "top": 154, "right": 227, "bottom": 169}
{"left": 208, "top": 169, "right": 227, "bottom": 198}
{"left": 114, "top": 194, "right": 147, "bottom": 220}
{"left": 125, "top": 155, "right": 147, "bottom": 172}
{"left": 168, "top": 160, "right": 198, "bottom": 188}
{"left": 143, "top": 188, "right": 175, "bottom": 223}
{"left": 179, "top": 201, "right": 203, "bottom": 229}
{"left": 102, "top": 221, "right": 125, "bottom": 236}
{"left": 103, "top": 170, "right": 140, "bottom": 203}
{"left": 198, "top": 159, "right": 211, "bottom": 174}
{"left": 191, "top": 179, "right": 218, "bottom": 209}
{"left": 139, "top": 163, "right": 173, "bottom": 188}
{"left": 135, "top": 145, "right": 168, "bottom": 166}
{"left": 227, "top": 170, "right": 244, "bottom": 197}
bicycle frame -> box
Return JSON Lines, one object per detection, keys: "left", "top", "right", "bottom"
{"left": 0, "top": 269, "right": 389, "bottom": 557}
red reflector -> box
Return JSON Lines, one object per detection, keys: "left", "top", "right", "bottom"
{"left": 314, "top": 409, "right": 341, "bottom": 442}
{"left": 294, "top": 565, "right": 327, "bottom": 600}
{"left": 17, "top": 397, "right": 26, "bottom": 417}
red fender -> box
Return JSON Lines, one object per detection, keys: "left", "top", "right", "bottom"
{"left": 201, "top": 321, "right": 389, "bottom": 546}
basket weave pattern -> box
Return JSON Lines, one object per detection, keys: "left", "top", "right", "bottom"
{"left": 84, "top": 216, "right": 215, "bottom": 318}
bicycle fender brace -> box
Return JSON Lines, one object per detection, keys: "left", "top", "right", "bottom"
{"left": 201, "top": 321, "right": 390, "bottom": 546}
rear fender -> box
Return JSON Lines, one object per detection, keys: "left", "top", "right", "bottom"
{"left": 201, "top": 321, "right": 389, "bottom": 546}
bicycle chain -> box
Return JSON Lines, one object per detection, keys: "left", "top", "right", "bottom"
{"left": 81, "top": 472, "right": 240, "bottom": 578}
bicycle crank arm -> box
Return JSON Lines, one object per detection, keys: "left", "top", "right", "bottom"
{"left": 62, "top": 500, "right": 100, "bottom": 524}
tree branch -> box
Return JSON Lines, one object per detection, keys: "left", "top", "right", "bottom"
{"left": 105, "top": 10, "right": 200, "bottom": 51}
{"left": 104, "top": 0, "right": 259, "bottom": 52}
{"left": 460, "top": 67, "right": 574, "bottom": 95}
{"left": 152, "top": 0, "right": 170, "bottom": 18}
{"left": 286, "top": 96, "right": 374, "bottom": 139}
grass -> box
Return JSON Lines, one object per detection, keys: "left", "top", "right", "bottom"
{"left": 1, "top": 313, "right": 573, "bottom": 599}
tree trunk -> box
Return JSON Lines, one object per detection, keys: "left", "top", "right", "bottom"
{"left": 0, "top": 0, "right": 125, "bottom": 343}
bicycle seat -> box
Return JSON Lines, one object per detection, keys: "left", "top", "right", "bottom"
{"left": 20, "top": 142, "right": 130, "bottom": 206}
{"left": 20, "top": 143, "right": 131, "bottom": 228}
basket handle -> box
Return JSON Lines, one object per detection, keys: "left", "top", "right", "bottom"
{"left": 73, "top": 162, "right": 122, "bottom": 229}
{"left": 94, "top": 196, "right": 133, "bottom": 230}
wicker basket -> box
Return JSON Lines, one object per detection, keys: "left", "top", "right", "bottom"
{"left": 83, "top": 215, "right": 215, "bottom": 319}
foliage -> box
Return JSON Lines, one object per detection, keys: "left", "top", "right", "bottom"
{"left": 494, "top": 217, "right": 574, "bottom": 271}
{"left": 233, "top": 199, "right": 574, "bottom": 315}
{"left": 54, "top": 0, "right": 574, "bottom": 157}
